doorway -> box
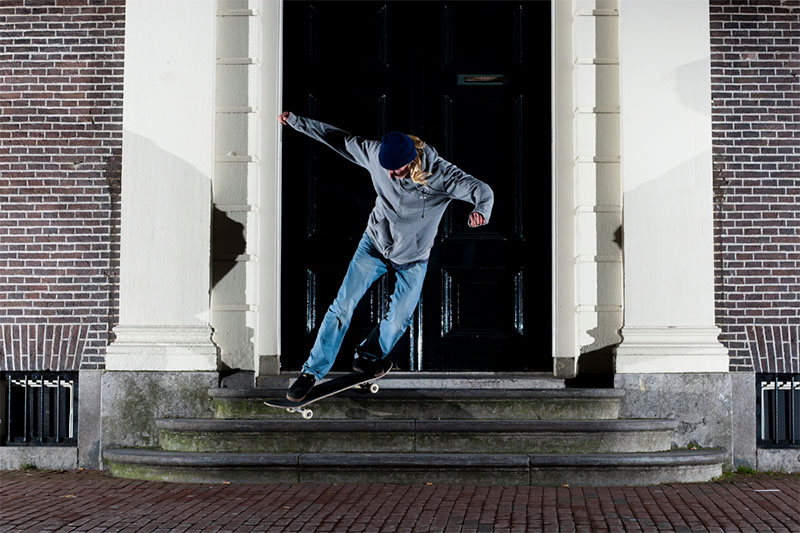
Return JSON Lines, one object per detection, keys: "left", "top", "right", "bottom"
{"left": 281, "top": 1, "right": 551, "bottom": 372}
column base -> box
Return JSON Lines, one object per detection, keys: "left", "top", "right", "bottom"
{"left": 106, "top": 325, "right": 218, "bottom": 371}
{"left": 614, "top": 326, "right": 728, "bottom": 373}
{"left": 554, "top": 356, "right": 578, "bottom": 378}
{"left": 258, "top": 354, "right": 281, "bottom": 377}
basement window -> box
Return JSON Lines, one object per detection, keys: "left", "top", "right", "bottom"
{"left": 1, "top": 372, "right": 78, "bottom": 446}
{"left": 756, "top": 373, "right": 800, "bottom": 449}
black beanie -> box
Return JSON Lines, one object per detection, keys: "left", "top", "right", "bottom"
{"left": 379, "top": 131, "right": 417, "bottom": 170}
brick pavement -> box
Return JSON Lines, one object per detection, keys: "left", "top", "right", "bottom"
{"left": 0, "top": 470, "right": 798, "bottom": 532}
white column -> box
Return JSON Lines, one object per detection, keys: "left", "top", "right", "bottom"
{"left": 614, "top": 0, "right": 728, "bottom": 373}
{"left": 106, "top": 0, "right": 217, "bottom": 371}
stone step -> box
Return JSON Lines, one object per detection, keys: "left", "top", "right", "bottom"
{"left": 155, "top": 418, "right": 677, "bottom": 454}
{"left": 254, "top": 372, "right": 565, "bottom": 390}
{"left": 103, "top": 448, "right": 727, "bottom": 486}
{"left": 210, "top": 388, "right": 625, "bottom": 420}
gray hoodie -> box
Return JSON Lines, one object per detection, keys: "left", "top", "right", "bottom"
{"left": 286, "top": 113, "right": 494, "bottom": 265}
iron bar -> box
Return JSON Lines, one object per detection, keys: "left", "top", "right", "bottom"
{"left": 774, "top": 375, "right": 780, "bottom": 444}
{"left": 56, "top": 375, "right": 61, "bottom": 443}
{"left": 39, "top": 375, "right": 44, "bottom": 444}
{"left": 791, "top": 376, "right": 797, "bottom": 445}
{"left": 5, "top": 375, "right": 11, "bottom": 444}
{"left": 23, "top": 374, "right": 28, "bottom": 443}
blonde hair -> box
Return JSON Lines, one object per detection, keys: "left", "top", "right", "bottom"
{"left": 407, "top": 135, "right": 432, "bottom": 187}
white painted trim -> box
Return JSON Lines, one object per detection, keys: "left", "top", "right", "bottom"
{"left": 256, "top": 0, "right": 283, "bottom": 375}
{"left": 553, "top": 0, "right": 577, "bottom": 370}
{"left": 550, "top": 0, "right": 557, "bottom": 365}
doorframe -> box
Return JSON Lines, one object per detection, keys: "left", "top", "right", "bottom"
{"left": 256, "top": 0, "right": 284, "bottom": 376}
{"left": 257, "top": 0, "right": 567, "bottom": 377}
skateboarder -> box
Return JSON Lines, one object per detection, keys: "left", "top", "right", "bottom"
{"left": 278, "top": 111, "right": 494, "bottom": 401}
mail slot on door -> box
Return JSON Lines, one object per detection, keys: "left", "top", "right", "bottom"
{"left": 457, "top": 74, "right": 506, "bottom": 86}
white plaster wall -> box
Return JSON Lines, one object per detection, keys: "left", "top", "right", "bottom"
{"left": 119, "top": 0, "right": 216, "bottom": 326}
{"left": 619, "top": 0, "right": 716, "bottom": 327}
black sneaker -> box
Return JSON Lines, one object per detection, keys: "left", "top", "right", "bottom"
{"left": 286, "top": 373, "right": 316, "bottom": 402}
{"left": 353, "top": 353, "right": 391, "bottom": 377}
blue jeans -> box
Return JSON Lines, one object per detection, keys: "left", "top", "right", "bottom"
{"left": 302, "top": 233, "right": 428, "bottom": 380}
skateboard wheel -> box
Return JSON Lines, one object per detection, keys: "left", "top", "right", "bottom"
{"left": 369, "top": 383, "right": 379, "bottom": 394}
{"left": 302, "top": 409, "right": 313, "bottom": 420}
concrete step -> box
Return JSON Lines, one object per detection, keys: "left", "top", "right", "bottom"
{"left": 210, "top": 388, "right": 625, "bottom": 420}
{"left": 103, "top": 448, "right": 727, "bottom": 486}
{"left": 254, "top": 372, "right": 565, "bottom": 390}
{"left": 155, "top": 418, "right": 677, "bottom": 454}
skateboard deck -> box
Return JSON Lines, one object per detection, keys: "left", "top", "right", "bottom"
{"left": 265, "top": 360, "right": 392, "bottom": 419}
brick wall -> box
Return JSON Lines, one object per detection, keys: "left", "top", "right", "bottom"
{"left": 0, "top": 0, "right": 123, "bottom": 371}
{"left": 711, "top": 0, "right": 800, "bottom": 373}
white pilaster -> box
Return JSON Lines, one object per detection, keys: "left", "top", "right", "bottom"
{"left": 554, "top": 0, "right": 623, "bottom": 378}
{"left": 107, "top": 0, "right": 218, "bottom": 371}
{"left": 212, "top": 1, "right": 263, "bottom": 372}
{"left": 614, "top": 0, "right": 728, "bottom": 373}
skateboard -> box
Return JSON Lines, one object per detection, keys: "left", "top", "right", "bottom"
{"left": 264, "top": 360, "right": 392, "bottom": 419}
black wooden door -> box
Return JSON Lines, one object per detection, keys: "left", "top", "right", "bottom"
{"left": 281, "top": 1, "right": 550, "bottom": 372}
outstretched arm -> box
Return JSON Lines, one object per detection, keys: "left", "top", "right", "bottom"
{"left": 278, "top": 111, "right": 376, "bottom": 168}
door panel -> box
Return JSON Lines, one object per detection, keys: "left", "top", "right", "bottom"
{"left": 282, "top": 1, "right": 550, "bottom": 372}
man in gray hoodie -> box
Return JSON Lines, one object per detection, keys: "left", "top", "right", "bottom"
{"left": 279, "top": 112, "right": 494, "bottom": 401}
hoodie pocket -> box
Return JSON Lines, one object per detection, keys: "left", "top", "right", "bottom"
{"left": 369, "top": 212, "right": 394, "bottom": 256}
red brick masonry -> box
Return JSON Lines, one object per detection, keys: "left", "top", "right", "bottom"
{"left": 0, "top": 0, "right": 124, "bottom": 371}
{"left": 711, "top": 0, "right": 800, "bottom": 373}
{"left": 0, "top": 470, "right": 798, "bottom": 532}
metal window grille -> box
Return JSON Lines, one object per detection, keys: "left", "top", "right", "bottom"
{"left": 756, "top": 373, "right": 800, "bottom": 448}
{"left": 1, "top": 372, "right": 78, "bottom": 446}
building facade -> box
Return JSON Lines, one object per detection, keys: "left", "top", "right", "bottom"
{"left": 0, "top": 0, "right": 798, "bottom": 473}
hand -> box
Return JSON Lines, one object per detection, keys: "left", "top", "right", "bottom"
{"left": 278, "top": 111, "right": 291, "bottom": 125}
{"left": 468, "top": 212, "right": 486, "bottom": 228}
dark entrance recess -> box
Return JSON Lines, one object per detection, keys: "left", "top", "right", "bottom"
{"left": 281, "top": 1, "right": 551, "bottom": 372}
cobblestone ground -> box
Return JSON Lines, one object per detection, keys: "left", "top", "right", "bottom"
{"left": 0, "top": 470, "right": 798, "bottom": 532}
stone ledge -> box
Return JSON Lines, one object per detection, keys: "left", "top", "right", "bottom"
{"left": 103, "top": 448, "right": 727, "bottom": 486}
{"left": 256, "top": 372, "right": 565, "bottom": 390}
{"left": 156, "top": 419, "right": 414, "bottom": 433}
{"left": 154, "top": 418, "right": 677, "bottom": 434}
{"left": 528, "top": 449, "right": 728, "bottom": 467}
{"left": 209, "top": 388, "right": 623, "bottom": 399}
